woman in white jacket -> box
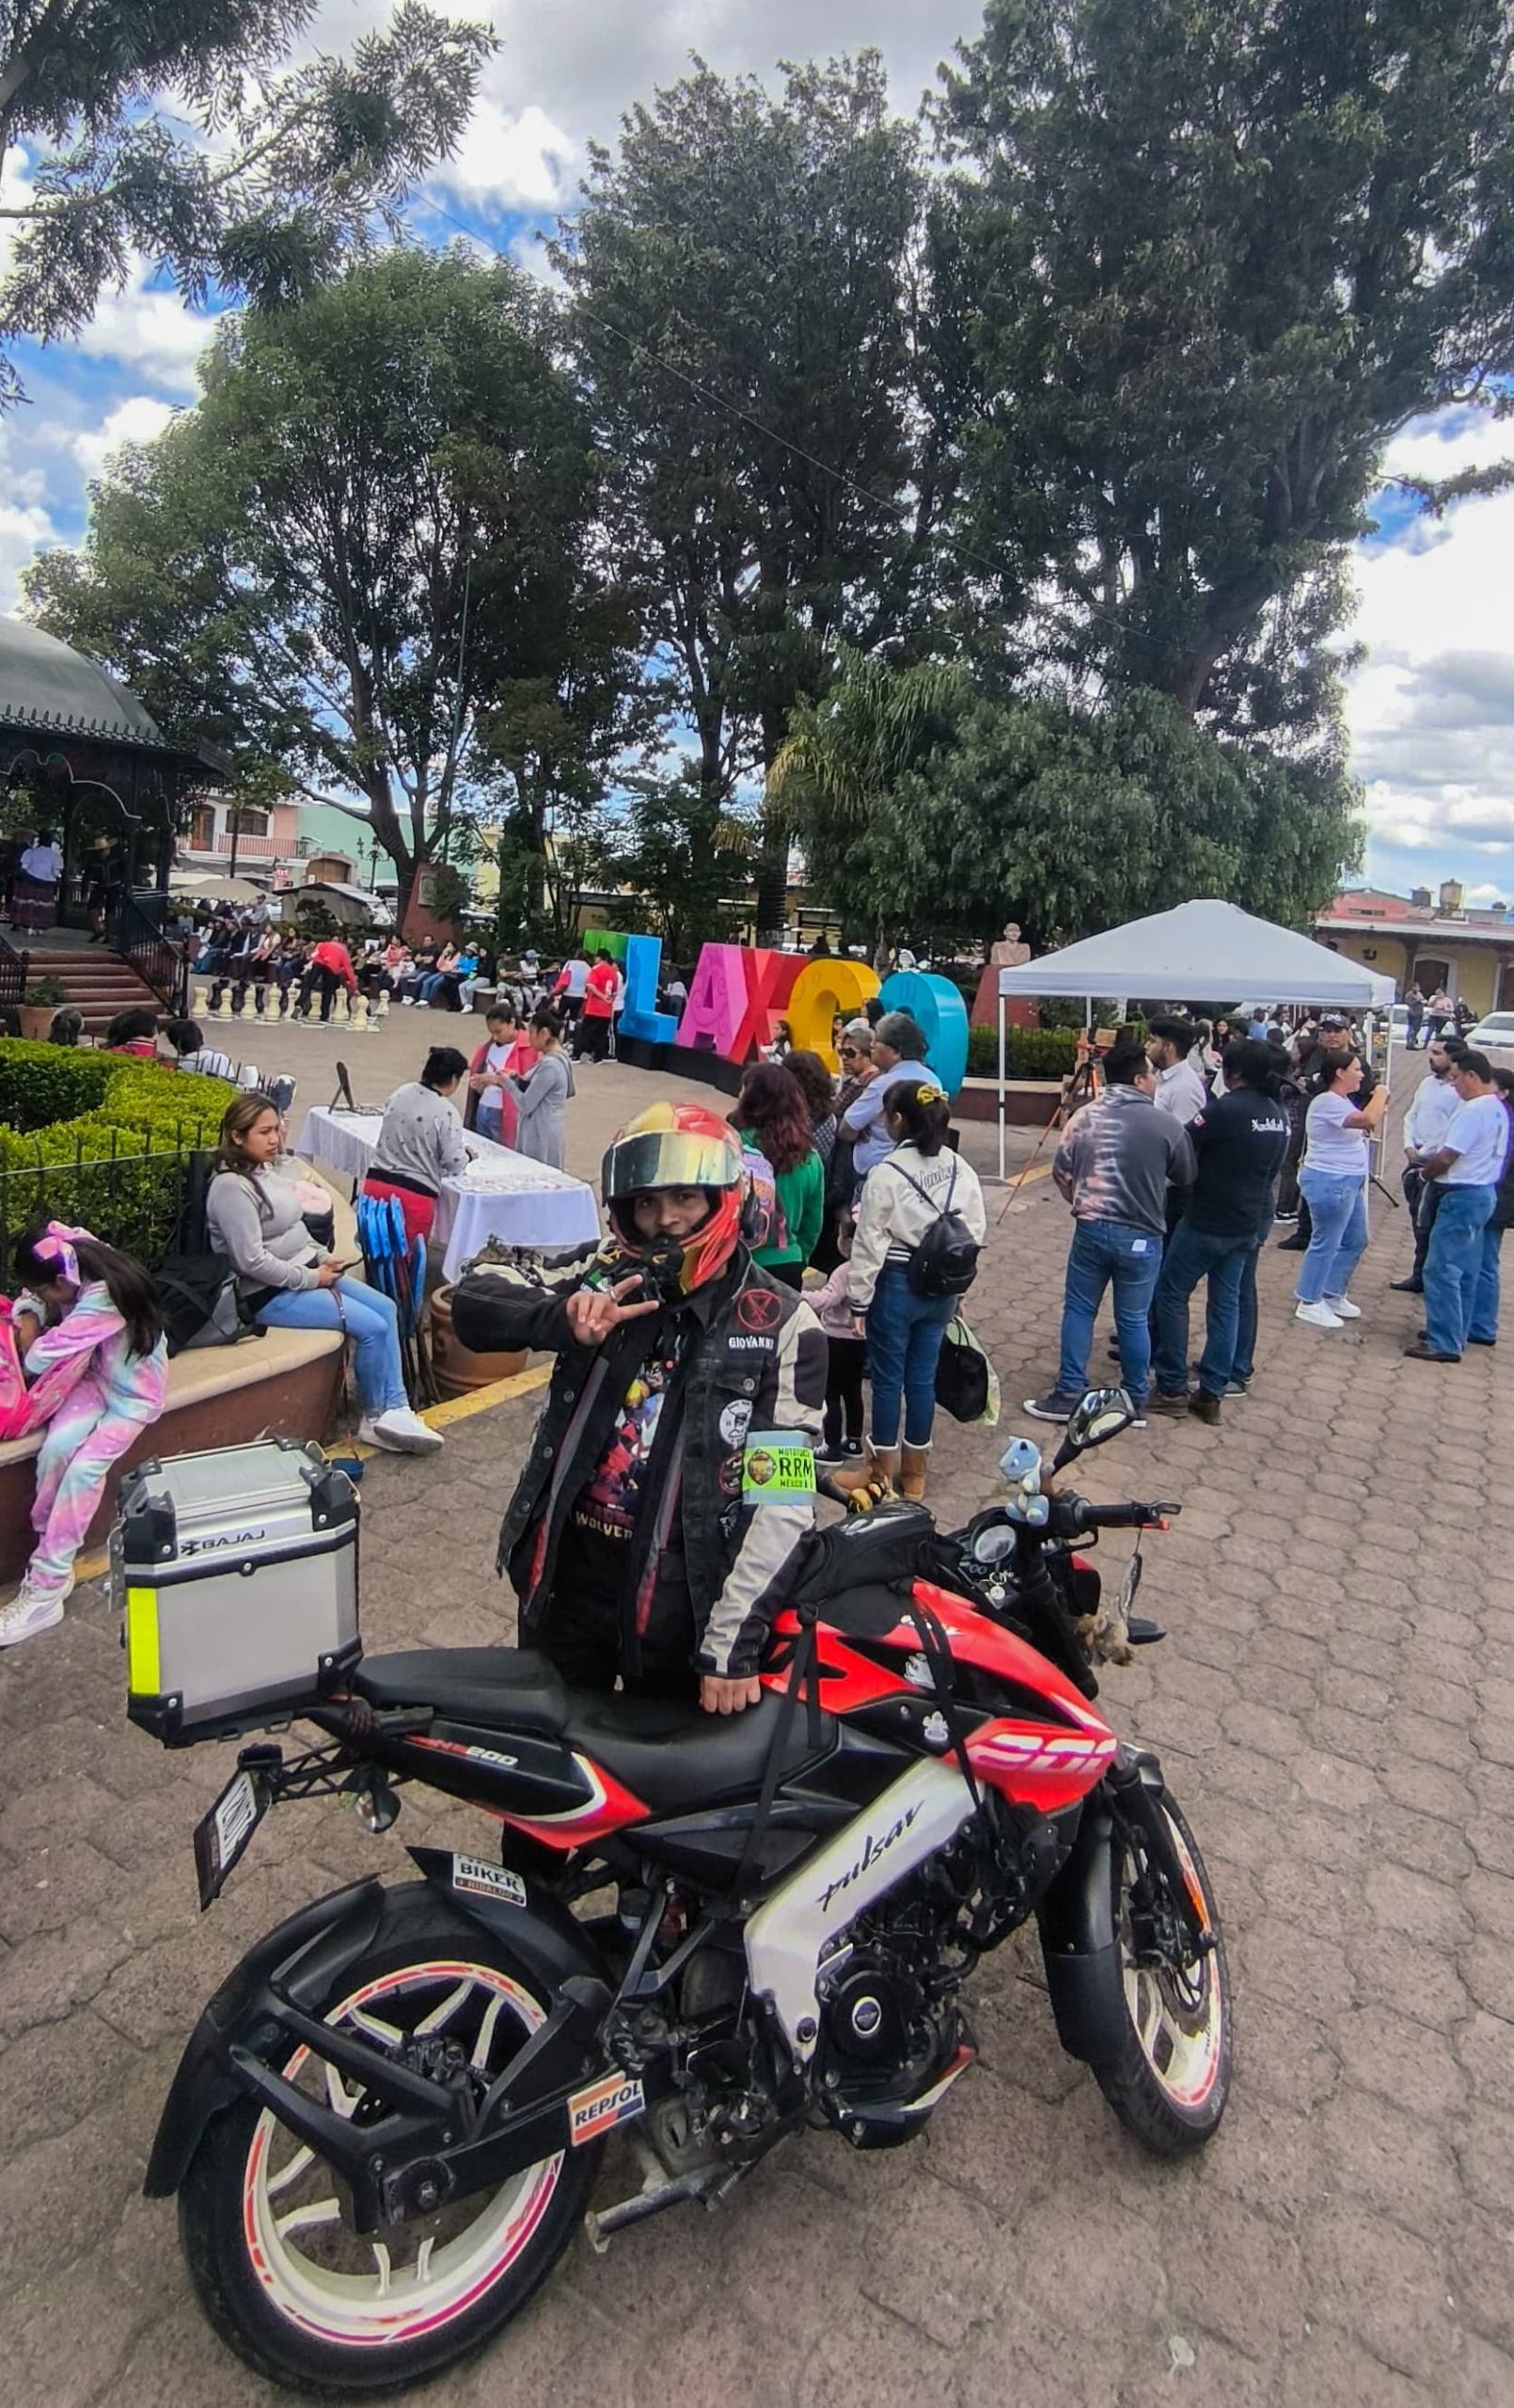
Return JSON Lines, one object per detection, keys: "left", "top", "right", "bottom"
{"left": 845, "top": 1078, "right": 986, "bottom": 1502}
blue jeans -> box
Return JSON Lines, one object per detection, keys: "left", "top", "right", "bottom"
{"left": 1056, "top": 1218, "right": 1163, "bottom": 1406}
{"left": 865, "top": 1267, "right": 955, "bottom": 1449}
{"left": 1152, "top": 1222, "right": 1251, "bottom": 1399}
{"left": 1424, "top": 1185, "right": 1496, "bottom": 1355}
{"left": 1295, "top": 1170, "right": 1368, "bottom": 1305}
{"left": 256, "top": 1278, "right": 407, "bottom": 1415}
{"left": 1471, "top": 1221, "right": 1505, "bottom": 1344}
{"left": 1233, "top": 1246, "right": 1260, "bottom": 1383}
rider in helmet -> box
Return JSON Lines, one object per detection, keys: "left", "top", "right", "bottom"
{"left": 452, "top": 1101, "right": 827, "bottom": 1712}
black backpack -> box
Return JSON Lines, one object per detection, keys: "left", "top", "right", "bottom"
{"left": 155, "top": 1254, "right": 265, "bottom": 1357}
{"left": 889, "top": 1155, "right": 982, "bottom": 1299}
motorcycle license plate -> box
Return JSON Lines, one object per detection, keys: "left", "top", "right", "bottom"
{"left": 193, "top": 1767, "right": 269, "bottom": 1911}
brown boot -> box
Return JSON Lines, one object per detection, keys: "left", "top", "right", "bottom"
{"left": 899, "top": 1443, "right": 931, "bottom": 1501}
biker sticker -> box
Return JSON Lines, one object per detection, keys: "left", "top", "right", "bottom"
{"left": 735, "top": 1287, "right": 783, "bottom": 1334}
{"left": 718, "top": 1398, "right": 754, "bottom": 1448}
{"left": 451, "top": 1855, "right": 527, "bottom": 1907}
{"left": 567, "top": 2069, "right": 646, "bottom": 2146}
{"left": 741, "top": 1432, "right": 815, "bottom": 1503}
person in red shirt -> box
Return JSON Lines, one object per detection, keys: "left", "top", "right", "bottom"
{"left": 576, "top": 950, "right": 619, "bottom": 1063}
{"left": 298, "top": 937, "right": 358, "bottom": 1023}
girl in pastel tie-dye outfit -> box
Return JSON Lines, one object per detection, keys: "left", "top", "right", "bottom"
{"left": 0, "top": 1223, "right": 167, "bottom": 1648}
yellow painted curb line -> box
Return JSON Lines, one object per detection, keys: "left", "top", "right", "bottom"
{"left": 70, "top": 1363, "right": 553, "bottom": 1587}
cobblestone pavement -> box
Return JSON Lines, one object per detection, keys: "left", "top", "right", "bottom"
{"left": 2, "top": 1069, "right": 1512, "bottom": 2408}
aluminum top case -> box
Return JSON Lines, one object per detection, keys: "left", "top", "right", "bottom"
{"left": 115, "top": 1437, "right": 360, "bottom": 1746}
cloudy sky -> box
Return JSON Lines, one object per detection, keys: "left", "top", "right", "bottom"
{"left": 5, "top": 0, "right": 1513, "bottom": 908}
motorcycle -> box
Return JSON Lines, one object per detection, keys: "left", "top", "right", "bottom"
{"left": 134, "top": 1389, "right": 1229, "bottom": 2395}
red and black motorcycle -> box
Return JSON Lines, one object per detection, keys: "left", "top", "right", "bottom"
{"left": 137, "top": 1390, "right": 1229, "bottom": 2394}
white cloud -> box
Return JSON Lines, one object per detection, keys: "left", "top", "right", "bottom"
{"left": 71, "top": 395, "right": 181, "bottom": 476}
{"left": 1380, "top": 405, "right": 1514, "bottom": 491}
{"left": 71, "top": 268, "right": 218, "bottom": 394}
{"left": 440, "top": 101, "right": 578, "bottom": 210}
{"left": 0, "top": 420, "right": 59, "bottom": 610}
{"left": 1347, "top": 453, "right": 1514, "bottom": 883}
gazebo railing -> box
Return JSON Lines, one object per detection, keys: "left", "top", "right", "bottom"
{"left": 114, "top": 890, "right": 189, "bottom": 1015}
{"left": 0, "top": 927, "right": 28, "bottom": 1011}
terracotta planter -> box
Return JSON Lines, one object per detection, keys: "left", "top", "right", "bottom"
{"left": 429, "top": 1284, "right": 528, "bottom": 1397}
{"left": 18, "top": 1004, "right": 56, "bottom": 1040}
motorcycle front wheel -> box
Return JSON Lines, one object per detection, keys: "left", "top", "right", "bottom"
{"left": 1091, "top": 1790, "right": 1232, "bottom": 2155}
{"left": 178, "top": 1884, "right": 601, "bottom": 2396}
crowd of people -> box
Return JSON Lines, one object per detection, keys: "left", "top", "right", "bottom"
{"left": 1026, "top": 1008, "right": 1514, "bottom": 1429}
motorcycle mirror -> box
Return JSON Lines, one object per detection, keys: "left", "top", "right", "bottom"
{"left": 1050, "top": 1386, "right": 1136, "bottom": 1472}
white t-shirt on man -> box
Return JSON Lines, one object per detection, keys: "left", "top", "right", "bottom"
{"left": 1441, "top": 1092, "right": 1511, "bottom": 1187}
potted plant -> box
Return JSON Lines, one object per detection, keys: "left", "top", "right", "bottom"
{"left": 18, "top": 974, "right": 68, "bottom": 1041}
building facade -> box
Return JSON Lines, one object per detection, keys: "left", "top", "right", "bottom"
{"left": 1315, "top": 883, "right": 1514, "bottom": 1016}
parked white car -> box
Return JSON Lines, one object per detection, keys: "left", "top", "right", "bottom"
{"left": 1465, "top": 1011, "right": 1514, "bottom": 1054}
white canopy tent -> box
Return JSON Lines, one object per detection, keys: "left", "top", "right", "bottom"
{"left": 993, "top": 897, "right": 1397, "bottom": 1180}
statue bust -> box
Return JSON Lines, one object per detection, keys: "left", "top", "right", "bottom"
{"left": 991, "top": 920, "right": 1031, "bottom": 968}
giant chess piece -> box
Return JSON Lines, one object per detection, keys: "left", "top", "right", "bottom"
{"left": 352, "top": 993, "right": 371, "bottom": 1033}
{"left": 193, "top": 983, "right": 211, "bottom": 1020}
{"left": 333, "top": 984, "right": 351, "bottom": 1024}
{"left": 208, "top": 983, "right": 232, "bottom": 1021}
{"left": 262, "top": 984, "right": 283, "bottom": 1024}
{"left": 374, "top": 989, "right": 391, "bottom": 1022}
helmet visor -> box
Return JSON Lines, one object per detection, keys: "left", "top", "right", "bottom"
{"left": 603, "top": 1128, "right": 739, "bottom": 1201}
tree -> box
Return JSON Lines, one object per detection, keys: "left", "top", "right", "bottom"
{"left": 843, "top": 687, "right": 1363, "bottom": 955}
{"left": 769, "top": 647, "right": 969, "bottom": 959}
{"left": 555, "top": 53, "right": 933, "bottom": 939}
{"left": 27, "top": 248, "right": 625, "bottom": 927}
{"left": 937, "top": 0, "right": 1514, "bottom": 721}
{"left": 0, "top": 1, "right": 491, "bottom": 404}
{"left": 603, "top": 767, "right": 753, "bottom": 962}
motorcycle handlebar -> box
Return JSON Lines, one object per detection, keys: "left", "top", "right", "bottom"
{"left": 1058, "top": 1496, "right": 1181, "bottom": 1530}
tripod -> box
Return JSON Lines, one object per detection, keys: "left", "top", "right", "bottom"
{"left": 995, "top": 1043, "right": 1104, "bottom": 1225}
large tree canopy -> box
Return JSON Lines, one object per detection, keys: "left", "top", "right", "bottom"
{"left": 27, "top": 248, "right": 631, "bottom": 924}
{"left": 937, "top": 0, "right": 1514, "bottom": 721}
{"left": 555, "top": 52, "right": 935, "bottom": 938}
{"left": 0, "top": 0, "right": 490, "bottom": 403}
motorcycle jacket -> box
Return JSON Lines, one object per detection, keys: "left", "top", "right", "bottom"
{"left": 451, "top": 1249, "right": 828, "bottom": 1678}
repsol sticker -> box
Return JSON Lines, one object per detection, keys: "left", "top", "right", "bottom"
{"left": 567, "top": 2070, "right": 646, "bottom": 2146}
{"left": 451, "top": 1855, "right": 527, "bottom": 1906}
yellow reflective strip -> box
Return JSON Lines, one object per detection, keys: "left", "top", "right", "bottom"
{"left": 125, "top": 1586, "right": 160, "bottom": 1695}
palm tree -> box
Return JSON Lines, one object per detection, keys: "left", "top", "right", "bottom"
{"left": 768, "top": 648, "right": 968, "bottom": 962}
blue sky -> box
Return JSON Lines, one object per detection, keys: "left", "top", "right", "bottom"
{"left": 5, "top": 0, "right": 1514, "bottom": 911}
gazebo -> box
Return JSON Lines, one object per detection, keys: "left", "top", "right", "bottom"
{"left": 0, "top": 616, "right": 224, "bottom": 922}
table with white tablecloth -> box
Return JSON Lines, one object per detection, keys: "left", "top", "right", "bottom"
{"left": 295, "top": 1104, "right": 601, "bottom": 1282}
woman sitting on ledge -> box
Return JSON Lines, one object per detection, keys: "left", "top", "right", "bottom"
{"left": 205, "top": 1093, "right": 442, "bottom": 1456}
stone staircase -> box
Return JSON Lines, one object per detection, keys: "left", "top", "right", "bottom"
{"left": 23, "top": 944, "right": 166, "bottom": 1038}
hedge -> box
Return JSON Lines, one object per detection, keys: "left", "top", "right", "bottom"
{"left": 966, "top": 1025, "right": 1081, "bottom": 1080}
{"left": 0, "top": 1039, "right": 238, "bottom": 1259}
{"left": 0, "top": 1039, "right": 235, "bottom": 1146}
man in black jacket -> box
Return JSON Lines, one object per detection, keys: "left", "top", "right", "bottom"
{"left": 1149, "top": 1041, "right": 1289, "bottom": 1422}
{"left": 452, "top": 1102, "right": 827, "bottom": 1712}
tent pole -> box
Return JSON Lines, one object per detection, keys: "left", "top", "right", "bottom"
{"left": 997, "top": 990, "right": 1007, "bottom": 1183}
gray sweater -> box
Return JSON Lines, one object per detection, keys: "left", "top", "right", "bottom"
{"left": 371, "top": 1081, "right": 470, "bottom": 1193}
{"left": 206, "top": 1167, "right": 322, "bottom": 1293}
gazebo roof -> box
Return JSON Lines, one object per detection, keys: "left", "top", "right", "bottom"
{"left": 0, "top": 615, "right": 169, "bottom": 752}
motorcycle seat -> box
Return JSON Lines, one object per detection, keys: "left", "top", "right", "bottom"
{"left": 561, "top": 1688, "right": 835, "bottom": 1812}
{"left": 353, "top": 1648, "right": 571, "bottom": 1735}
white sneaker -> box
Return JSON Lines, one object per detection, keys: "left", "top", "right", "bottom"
{"left": 1295, "top": 1300, "right": 1345, "bottom": 1329}
{"left": 0, "top": 1580, "right": 70, "bottom": 1647}
{"left": 1323, "top": 1295, "right": 1362, "bottom": 1320}
{"left": 359, "top": 1407, "right": 445, "bottom": 1455}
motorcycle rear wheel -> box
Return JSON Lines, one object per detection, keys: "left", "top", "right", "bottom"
{"left": 1091, "top": 1791, "right": 1231, "bottom": 2155}
{"left": 178, "top": 1884, "right": 601, "bottom": 2396}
